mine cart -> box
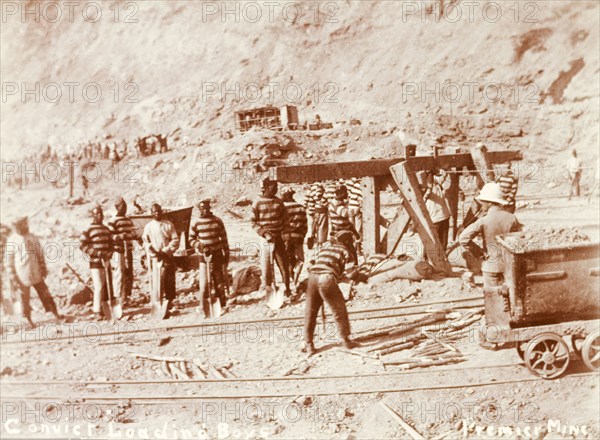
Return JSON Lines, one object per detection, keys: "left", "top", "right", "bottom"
{"left": 130, "top": 207, "right": 199, "bottom": 271}
{"left": 479, "top": 237, "right": 600, "bottom": 379}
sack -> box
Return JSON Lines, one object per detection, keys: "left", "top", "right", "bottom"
{"left": 231, "top": 265, "right": 262, "bottom": 296}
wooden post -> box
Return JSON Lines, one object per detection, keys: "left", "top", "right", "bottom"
{"left": 362, "top": 176, "right": 381, "bottom": 255}
{"left": 382, "top": 208, "right": 411, "bottom": 256}
{"left": 446, "top": 171, "right": 460, "bottom": 240}
{"left": 470, "top": 144, "right": 495, "bottom": 186}
{"left": 390, "top": 161, "right": 453, "bottom": 275}
{"left": 68, "top": 161, "right": 74, "bottom": 198}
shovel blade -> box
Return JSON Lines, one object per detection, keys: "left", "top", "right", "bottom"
{"left": 210, "top": 299, "right": 223, "bottom": 318}
{"left": 202, "top": 297, "right": 212, "bottom": 318}
{"left": 101, "top": 301, "right": 113, "bottom": 321}
{"left": 111, "top": 299, "right": 123, "bottom": 320}
{"left": 157, "top": 300, "right": 169, "bottom": 320}
{"left": 265, "top": 286, "right": 285, "bottom": 310}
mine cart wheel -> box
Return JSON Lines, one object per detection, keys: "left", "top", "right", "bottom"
{"left": 516, "top": 341, "right": 528, "bottom": 360}
{"left": 581, "top": 331, "right": 600, "bottom": 372}
{"left": 571, "top": 335, "right": 585, "bottom": 358}
{"left": 524, "top": 333, "right": 570, "bottom": 379}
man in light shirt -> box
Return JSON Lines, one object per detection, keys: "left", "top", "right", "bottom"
{"left": 421, "top": 171, "right": 451, "bottom": 261}
{"left": 7, "top": 216, "right": 61, "bottom": 327}
{"left": 142, "top": 203, "right": 180, "bottom": 317}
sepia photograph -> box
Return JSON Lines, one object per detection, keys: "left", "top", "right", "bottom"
{"left": 1, "top": 1, "right": 599, "bottom": 439}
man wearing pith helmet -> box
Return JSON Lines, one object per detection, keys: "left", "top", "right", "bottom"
{"left": 458, "top": 182, "right": 522, "bottom": 291}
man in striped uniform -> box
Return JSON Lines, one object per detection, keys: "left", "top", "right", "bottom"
{"left": 190, "top": 199, "right": 230, "bottom": 308}
{"left": 80, "top": 206, "right": 114, "bottom": 319}
{"left": 328, "top": 185, "right": 360, "bottom": 264}
{"left": 307, "top": 183, "right": 328, "bottom": 248}
{"left": 142, "top": 203, "right": 180, "bottom": 316}
{"left": 323, "top": 181, "right": 338, "bottom": 206}
{"left": 496, "top": 168, "right": 518, "bottom": 213}
{"left": 281, "top": 187, "right": 308, "bottom": 288}
{"left": 345, "top": 177, "right": 363, "bottom": 241}
{"left": 303, "top": 231, "right": 359, "bottom": 355}
{"left": 107, "top": 198, "right": 139, "bottom": 304}
{"left": 251, "top": 178, "right": 291, "bottom": 296}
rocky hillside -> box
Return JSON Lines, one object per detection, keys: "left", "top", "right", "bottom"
{"left": 1, "top": 0, "right": 598, "bottom": 164}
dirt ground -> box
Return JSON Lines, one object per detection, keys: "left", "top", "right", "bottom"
{"left": 1, "top": 1, "right": 599, "bottom": 438}
{"left": 1, "top": 170, "right": 598, "bottom": 439}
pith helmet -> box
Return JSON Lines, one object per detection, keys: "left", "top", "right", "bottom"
{"left": 477, "top": 182, "right": 508, "bottom": 205}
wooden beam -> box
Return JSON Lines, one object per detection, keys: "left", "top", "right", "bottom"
{"left": 272, "top": 150, "right": 521, "bottom": 184}
{"left": 390, "top": 161, "right": 453, "bottom": 275}
{"left": 446, "top": 172, "right": 460, "bottom": 240}
{"left": 470, "top": 144, "right": 495, "bottom": 186}
{"left": 362, "top": 176, "right": 382, "bottom": 255}
{"left": 273, "top": 159, "right": 403, "bottom": 183}
{"left": 401, "top": 150, "right": 522, "bottom": 174}
{"left": 381, "top": 207, "right": 411, "bottom": 256}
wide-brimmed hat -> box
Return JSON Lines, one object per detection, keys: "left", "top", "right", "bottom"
{"left": 477, "top": 182, "right": 508, "bottom": 205}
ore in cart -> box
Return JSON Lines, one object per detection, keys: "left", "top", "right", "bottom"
{"left": 479, "top": 237, "right": 600, "bottom": 379}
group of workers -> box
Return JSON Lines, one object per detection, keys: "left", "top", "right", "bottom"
{"left": 2, "top": 163, "right": 525, "bottom": 353}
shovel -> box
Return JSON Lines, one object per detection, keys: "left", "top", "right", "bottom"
{"left": 265, "top": 243, "right": 285, "bottom": 310}
{"left": 99, "top": 260, "right": 113, "bottom": 321}
{"left": 202, "top": 253, "right": 222, "bottom": 319}
{"left": 102, "top": 259, "right": 122, "bottom": 320}
{"left": 150, "top": 258, "right": 169, "bottom": 319}
{"left": 293, "top": 261, "right": 303, "bottom": 290}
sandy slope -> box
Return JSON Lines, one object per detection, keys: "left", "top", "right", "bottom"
{"left": 1, "top": 1, "right": 599, "bottom": 164}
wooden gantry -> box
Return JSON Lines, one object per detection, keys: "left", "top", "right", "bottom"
{"left": 273, "top": 146, "right": 522, "bottom": 274}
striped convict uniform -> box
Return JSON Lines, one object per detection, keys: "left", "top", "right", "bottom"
{"left": 346, "top": 178, "right": 362, "bottom": 209}
{"left": 328, "top": 200, "right": 358, "bottom": 264}
{"left": 305, "top": 243, "right": 354, "bottom": 345}
{"left": 284, "top": 200, "right": 308, "bottom": 271}
{"left": 497, "top": 170, "right": 518, "bottom": 212}
{"left": 283, "top": 201, "right": 308, "bottom": 241}
{"left": 80, "top": 222, "right": 113, "bottom": 313}
{"left": 107, "top": 215, "right": 138, "bottom": 301}
{"left": 190, "top": 216, "right": 229, "bottom": 254}
{"left": 303, "top": 184, "right": 316, "bottom": 217}
{"left": 310, "top": 243, "right": 351, "bottom": 281}
{"left": 328, "top": 201, "right": 354, "bottom": 239}
{"left": 251, "top": 195, "right": 287, "bottom": 236}
{"left": 324, "top": 183, "right": 338, "bottom": 206}
{"left": 345, "top": 177, "right": 363, "bottom": 243}
{"left": 251, "top": 195, "right": 290, "bottom": 291}
{"left": 80, "top": 223, "right": 113, "bottom": 269}
{"left": 190, "top": 214, "right": 229, "bottom": 306}
{"left": 107, "top": 216, "right": 138, "bottom": 254}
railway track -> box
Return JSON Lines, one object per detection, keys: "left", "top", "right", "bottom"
{"left": 1, "top": 296, "right": 484, "bottom": 346}
{"left": 2, "top": 365, "right": 597, "bottom": 403}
